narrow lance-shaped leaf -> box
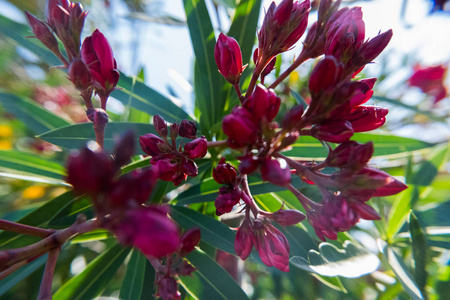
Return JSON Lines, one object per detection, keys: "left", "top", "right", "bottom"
{"left": 184, "top": 0, "right": 226, "bottom": 137}
{"left": 179, "top": 248, "right": 250, "bottom": 300}
{"left": 0, "top": 92, "right": 72, "bottom": 134}
{"left": 381, "top": 244, "right": 424, "bottom": 300}
{"left": 170, "top": 205, "right": 236, "bottom": 254}
{"left": 53, "top": 243, "right": 131, "bottom": 300}
{"left": 409, "top": 212, "right": 428, "bottom": 296}
{"left": 120, "top": 249, "right": 147, "bottom": 300}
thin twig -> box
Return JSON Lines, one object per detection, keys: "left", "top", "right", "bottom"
{"left": 37, "top": 247, "right": 61, "bottom": 300}
{"left": 0, "top": 219, "right": 54, "bottom": 238}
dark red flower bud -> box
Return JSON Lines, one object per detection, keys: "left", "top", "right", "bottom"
{"left": 282, "top": 105, "right": 304, "bottom": 131}
{"left": 67, "top": 147, "right": 114, "bottom": 195}
{"left": 238, "top": 154, "right": 260, "bottom": 174}
{"left": 271, "top": 209, "right": 306, "bottom": 226}
{"left": 277, "top": 131, "right": 300, "bottom": 150}
{"left": 25, "top": 12, "right": 60, "bottom": 54}
{"left": 111, "top": 206, "right": 180, "bottom": 258}
{"left": 347, "top": 106, "right": 388, "bottom": 132}
{"left": 139, "top": 133, "right": 166, "bottom": 156}
{"left": 152, "top": 155, "right": 183, "bottom": 184}
{"left": 109, "top": 167, "right": 157, "bottom": 207}
{"left": 176, "top": 260, "right": 197, "bottom": 276}
{"left": 184, "top": 136, "right": 207, "bottom": 159}
{"left": 261, "top": 158, "right": 291, "bottom": 186}
{"left": 309, "top": 56, "right": 342, "bottom": 95}
{"left": 311, "top": 120, "right": 354, "bottom": 143}
{"left": 215, "top": 186, "right": 241, "bottom": 216}
{"left": 81, "top": 29, "right": 119, "bottom": 98}
{"left": 214, "top": 33, "right": 245, "bottom": 85}
{"left": 258, "top": 0, "right": 311, "bottom": 58}
{"left": 178, "top": 120, "right": 197, "bottom": 139}
{"left": 113, "top": 130, "right": 135, "bottom": 167}
{"left": 179, "top": 227, "right": 201, "bottom": 256}
{"left": 235, "top": 219, "right": 253, "bottom": 260}
{"left": 357, "top": 29, "right": 393, "bottom": 64}
{"left": 351, "top": 201, "right": 380, "bottom": 220}
{"left": 222, "top": 107, "right": 259, "bottom": 147}
{"left": 243, "top": 84, "right": 281, "bottom": 122}
{"left": 252, "top": 220, "right": 290, "bottom": 272}
{"left": 326, "top": 141, "right": 373, "bottom": 170}
{"left": 213, "top": 157, "right": 237, "bottom": 184}
{"left": 68, "top": 59, "right": 92, "bottom": 90}
{"left": 170, "top": 123, "right": 179, "bottom": 141}
{"left": 181, "top": 158, "right": 198, "bottom": 177}
{"left": 349, "top": 78, "right": 376, "bottom": 107}
{"left": 153, "top": 115, "right": 168, "bottom": 137}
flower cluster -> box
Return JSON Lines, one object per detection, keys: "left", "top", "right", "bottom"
{"left": 409, "top": 64, "right": 448, "bottom": 104}
{"left": 140, "top": 115, "right": 207, "bottom": 186}
{"left": 26, "top": 0, "right": 119, "bottom": 148}
{"left": 213, "top": 0, "right": 407, "bottom": 271}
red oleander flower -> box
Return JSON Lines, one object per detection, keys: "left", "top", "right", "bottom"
{"left": 409, "top": 64, "right": 448, "bottom": 104}
{"left": 178, "top": 120, "right": 198, "bottom": 139}
{"left": 214, "top": 33, "right": 246, "bottom": 85}
{"left": 81, "top": 29, "right": 119, "bottom": 100}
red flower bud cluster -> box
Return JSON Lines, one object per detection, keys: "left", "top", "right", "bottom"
{"left": 409, "top": 64, "right": 448, "bottom": 104}
{"left": 26, "top": 1, "right": 119, "bottom": 109}
{"left": 67, "top": 131, "right": 182, "bottom": 259}
{"left": 153, "top": 228, "right": 201, "bottom": 300}
{"left": 258, "top": 0, "right": 311, "bottom": 60}
{"left": 140, "top": 115, "right": 207, "bottom": 186}
{"left": 212, "top": 158, "right": 242, "bottom": 215}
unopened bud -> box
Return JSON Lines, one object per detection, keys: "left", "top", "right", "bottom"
{"left": 25, "top": 12, "right": 60, "bottom": 54}
{"left": 214, "top": 33, "right": 245, "bottom": 85}
{"left": 179, "top": 228, "right": 201, "bottom": 256}
{"left": 282, "top": 105, "right": 304, "bottom": 131}
{"left": 153, "top": 115, "right": 168, "bottom": 137}
{"left": 179, "top": 120, "right": 197, "bottom": 139}
{"left": 68, "top": 59, "right": 92, "bottom": 90}
{"left": 184, "top": 136, "right": 207, "bottom": 159}
{"left": 113, "top": 130, "right": 135, "bottom": 167}
{"left": 271, "top": 209, "right": 306, "bottom": 226}
{"left": 260, "top": 158, "right": 291, "bottom": 186}
{"left": 139, "top": 133, "right": 166, "bottom": 156}
{"left": 311, "top": 120, "right": 353, "bottom": 143}
{"left": 213, "top": 157, "right": 237, "bottom": 184}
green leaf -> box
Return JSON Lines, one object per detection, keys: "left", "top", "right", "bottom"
{"left": 311, "top": 274, "right": 347, "bottom": 293}
{"left": 38, "top": 122, "right": 156, "bottom": 152}
{"left": 283, "top": 133, "right": 434, "bottom": 160}
{"left": 227, "top": 0, "right": 262, "bottom": 66}
{"left": 0, "top": 150, "right": 66, "bottom": 181}
{"left": 0, "top": 253, "right": 48, "bottom": 296}
{"left": 170, "top": 205, "right": 235, "bottom": 254}
{"left": 175, "top": 174, "right": 307, "bottom": 205}
{"left": 409, "top": 212, "right": 428, "bottom": 295}
{"left": 0, "top": 14, "right": 61, "bottom": 66}
{"left": 113, "top": 73, "right": 192, "bottom": 124}
{"left": 290, "top": 89, "right": 308, "bottom": 109}
{"left": 290, "top": 241, "right": 380, "bottom": 278}
{"left": 70, "top": 229, "right": 111, "bottom": 244}
{"left": 387, "top": 187, "right": 418, "bottom": 239}
{"left": 0, "top": 92, "right": 72, "bottom": 134}
{"left": 372, "top": 95, "right": 447, "bottom": 123}
{"left": 53, "top": 243, "right": 130, "bottom": 300}
{"left": 179, "top": 249, "right": 250, "bottom": 300}
{"left": 120, "top": 249, "right": 147, "bottom": 300}
{"left": 382, "top": 244, "right": 424, "bottom": 300}
{"left": 184, "top": 0, "right": 226, "bottom": 136}
{"left": 410, "top": 143, "right": 450, "bottom": 186}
